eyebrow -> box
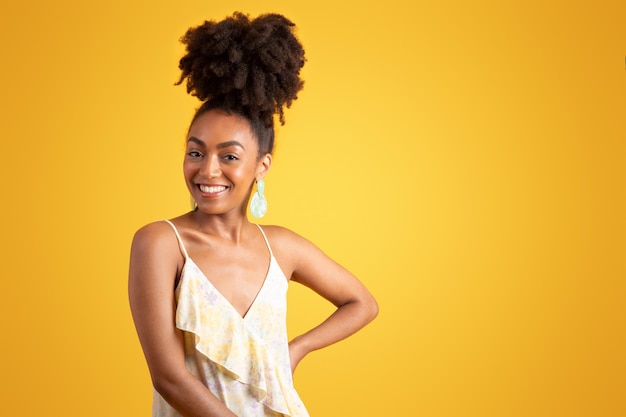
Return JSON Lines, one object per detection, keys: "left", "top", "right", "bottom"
{"left": 187, "top": 137, "right": 245, "bottom": 150}
{"left": 217, "top": 140, "right": 245, "bottom": 150}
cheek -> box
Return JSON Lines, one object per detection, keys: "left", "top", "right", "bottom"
{"left": 182, "top": 167, "right": 199, "bottom": 195}
{"left": 182, "top": 160, "right": 195, "bottom": 177}
{"left": 224, "top": 160, "right": 253, "bottom": 176}
{"left": 232, "top": 166, "right": 253, "bottom": 179}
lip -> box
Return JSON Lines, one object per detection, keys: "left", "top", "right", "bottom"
{"left": 196, "top": 183, "right": 229, "bottom": 197}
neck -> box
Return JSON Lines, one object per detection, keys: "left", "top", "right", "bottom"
{"left": 188, "top": 209, "right": 252, "bottom": 243}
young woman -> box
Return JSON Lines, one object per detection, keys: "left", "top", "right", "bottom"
{"left": 129, "top": 12, "right": 378, "bottom": 417}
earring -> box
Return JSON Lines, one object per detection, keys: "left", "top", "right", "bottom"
{"left": 250, "top": 178, "right": 267, "bottom": 218}
{"left": 190, "top": 195, "right": 197, "bottom": 211}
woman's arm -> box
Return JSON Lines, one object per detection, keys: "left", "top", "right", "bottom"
{"left": 128, "top": 222, "right": 237, "bottom": 417}
{"left": 270, "top": 227, "right": 379, "bottom": 373}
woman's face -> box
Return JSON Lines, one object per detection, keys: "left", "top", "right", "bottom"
{"left": 183, "top": 109, "right": 271, "bottom": 217}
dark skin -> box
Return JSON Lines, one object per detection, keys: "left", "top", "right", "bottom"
{"left": 129, "top": 109, "right": 378, "bottom": 416}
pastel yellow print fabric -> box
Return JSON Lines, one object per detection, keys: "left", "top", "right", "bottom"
{"left": 154, "top": 220, "right": 309, "bottom": 417}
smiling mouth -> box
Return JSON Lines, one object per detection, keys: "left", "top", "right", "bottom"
{"left": 198, "top": 185, "right": 227, "bottom": 193}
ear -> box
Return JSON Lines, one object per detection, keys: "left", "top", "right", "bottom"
{"left": 256, "top": 153, "right": 272, "bottom": 180}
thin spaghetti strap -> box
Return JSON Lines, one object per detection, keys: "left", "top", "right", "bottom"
{"left": 163, "top": 220, "right": 189, "bottom": 259}
{"left": 255, "top": 224, "right": 274, "bottom": 258}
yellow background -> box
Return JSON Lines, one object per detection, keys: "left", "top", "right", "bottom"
{"left": 1, "top": 1, "right": 624, "bottom": 416}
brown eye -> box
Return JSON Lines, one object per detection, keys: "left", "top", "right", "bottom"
{"left": 187, "top": 151, "right": 203, "bottom": 158}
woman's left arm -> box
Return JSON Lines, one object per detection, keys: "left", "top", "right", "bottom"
{"left": 273, "top": 227, "right": 379, "bottom": 373}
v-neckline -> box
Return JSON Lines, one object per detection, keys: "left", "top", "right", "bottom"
{"left": 181, "top": 255, "right": 273, "bottom": 321}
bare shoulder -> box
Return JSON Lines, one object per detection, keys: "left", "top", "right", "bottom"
{"left": 132, "top": 221, "right": 178, "bottom": 251}
{"left": 259, "top": 225, "right": 314, "bottom": 252}
{"left": 130, "top": 221, "right": 183, "bottom": 272}
{"left": 258, "top": 225, "right": 323, "bottom": 278}
{"left": 259, "top": 224, "right": 298, "bottom": 240}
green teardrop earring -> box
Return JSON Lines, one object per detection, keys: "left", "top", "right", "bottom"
{"left": 250, "top": 178, "right": 267, "bottom": 218}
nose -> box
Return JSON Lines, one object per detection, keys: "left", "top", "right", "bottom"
{"left": 202, "top": 154, "right": 222, "bottom": 178}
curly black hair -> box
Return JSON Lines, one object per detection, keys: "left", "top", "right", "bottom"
{"left": 176, "top": 12, "right": 306, "bottom": 155}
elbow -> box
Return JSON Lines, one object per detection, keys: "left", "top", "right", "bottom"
{"left": 150, "top": 370, "right": 187, "bottom": 402}
{"left": 347, "top": 290, "right": 378, "bottom": 326}
{"left": 357, "top": 292, "right": 378, "bottom": 325}
{"left": 367, "top": 295, "right": 379, "bottom": 323}
{"left": 152, "top": 375, "right": 175, "bottom": 399}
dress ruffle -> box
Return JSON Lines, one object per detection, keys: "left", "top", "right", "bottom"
{"left": 175, "top": 262, "right": 304, "bottom": 416}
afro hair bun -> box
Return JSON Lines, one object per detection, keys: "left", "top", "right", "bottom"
{"left": 176, "top": 12, "right": 305, "bottom": 127}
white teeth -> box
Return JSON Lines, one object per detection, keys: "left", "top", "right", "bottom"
{"left": 199, "top": 185, "right": 227, "bottom": 193}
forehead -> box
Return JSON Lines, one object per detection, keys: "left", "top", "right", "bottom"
{"left": 187, "top": 109, "right": 256, "bottom": 147}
